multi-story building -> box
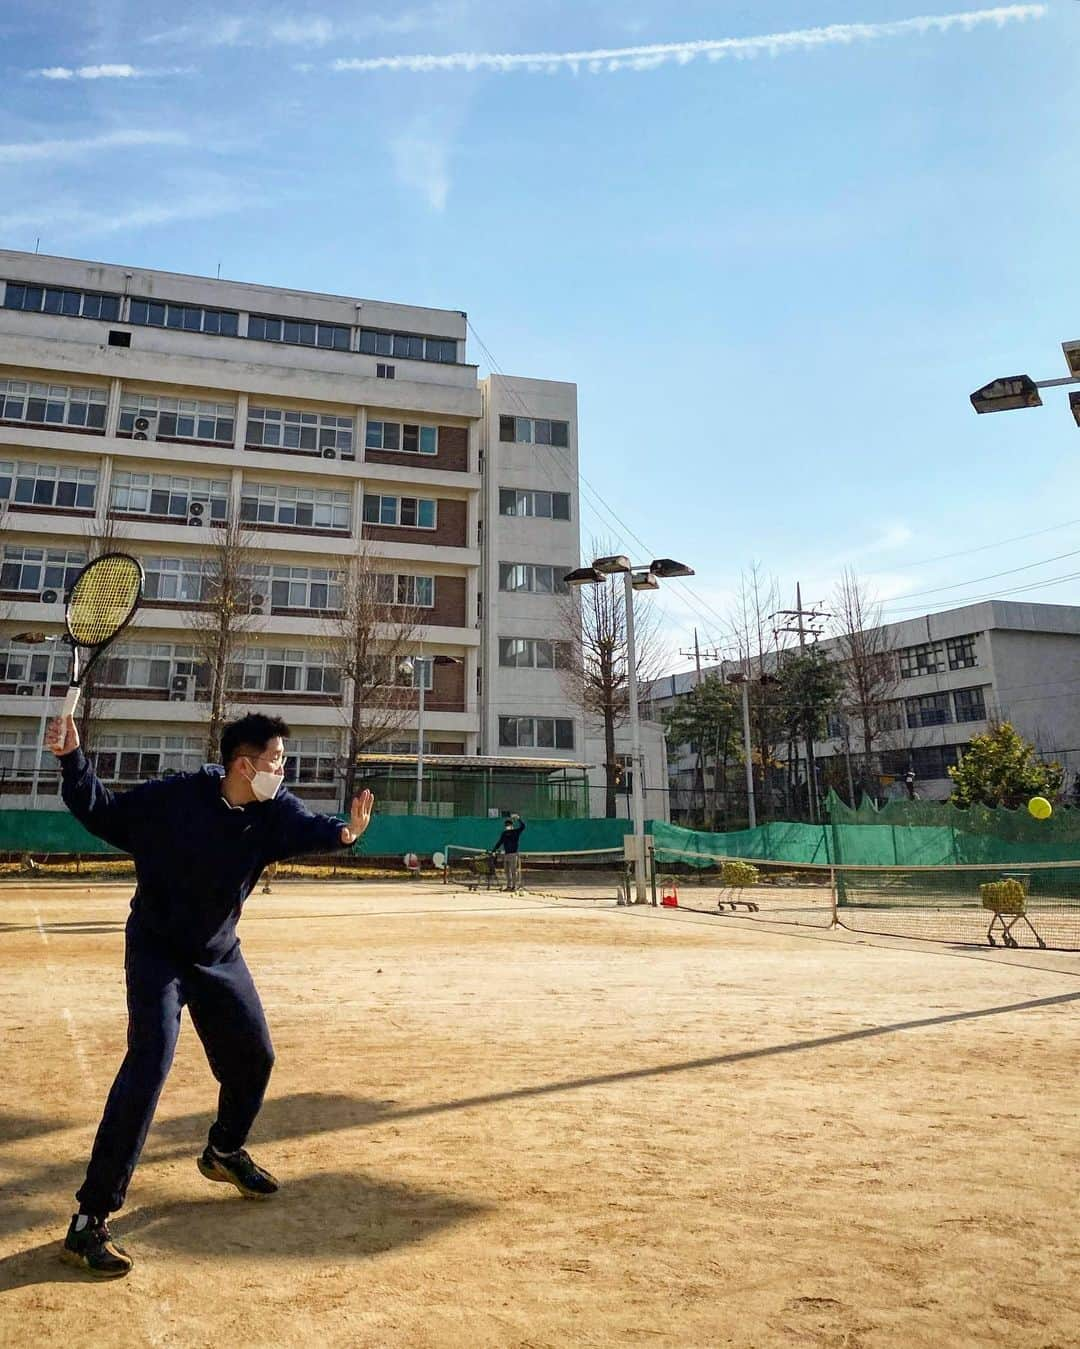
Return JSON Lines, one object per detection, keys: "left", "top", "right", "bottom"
{"left": 0, "top": 249, "right": 667, "bottom": 820}
{"left": 648, "top": 600, "right": 1080, "bottom": 815}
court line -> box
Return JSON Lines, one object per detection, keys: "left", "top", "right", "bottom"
{"left": 31, "top": 902, "right": 95, "bottom": 1090}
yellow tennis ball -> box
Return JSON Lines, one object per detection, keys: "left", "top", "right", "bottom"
{"left": 1028, "top": 796, "right": 1052, "bottom": 821}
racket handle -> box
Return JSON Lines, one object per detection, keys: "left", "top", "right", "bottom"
{"left": 48, "top": 687, "right": 81, "bottom": 752}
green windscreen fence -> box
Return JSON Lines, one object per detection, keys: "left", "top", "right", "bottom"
{"left": 2, "top": 793, "right": 1077, "bottom": 868}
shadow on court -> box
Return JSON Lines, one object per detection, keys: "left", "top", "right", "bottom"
{"left": 0, "top": 1171, "right": 487, "bottom": 1293}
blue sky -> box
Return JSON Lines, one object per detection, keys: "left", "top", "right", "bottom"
{"left": 2, "top": 1, "right": 1079, "bottom": 665}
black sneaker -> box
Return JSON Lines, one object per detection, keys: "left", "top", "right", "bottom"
{"left": 197, "top": 1146, "right": 279, "bottom": 1199}
{"left": 61, "top": 1215, "right": 133, "bottom": 1279}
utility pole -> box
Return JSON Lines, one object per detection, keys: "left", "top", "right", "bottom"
{"left": 773, "top": 584, "right": 831, "bottom": 823}
{"left": 677, "top": 637, "right": 756, "bottom": 829}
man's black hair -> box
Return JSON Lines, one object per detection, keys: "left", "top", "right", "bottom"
{"left": 220, "top": 713, "right": 291, "bottom": 767}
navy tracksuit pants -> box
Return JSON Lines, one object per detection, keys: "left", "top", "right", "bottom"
{"left": 77, "top": 930, "right": 275, "bottom": 1216}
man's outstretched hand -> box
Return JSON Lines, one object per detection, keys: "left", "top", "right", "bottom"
{"left": 340, "top": 789, "right": 375, "bottom": 846}
{"left": 47, "top": 715, "right": 80, "bottom": 758}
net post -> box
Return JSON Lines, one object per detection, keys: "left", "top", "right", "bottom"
{"left": 829, "top": 866, "right": 839, "bottom": 928}
{"left": 649, "top": 838, "right": 658, "bottom": 907}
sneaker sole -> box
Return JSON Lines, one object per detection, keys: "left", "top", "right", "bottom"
{"left": 60, "top": 1246, "right": 133, "bottom": 1279}
{"left": 197, "top": 1155, "right": 277, "bottom": 1199}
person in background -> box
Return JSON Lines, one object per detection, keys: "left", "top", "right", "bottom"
{"left": 491, "top": 813, "right": 526, "bottom": 892}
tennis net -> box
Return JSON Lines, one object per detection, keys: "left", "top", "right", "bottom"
{"left": 443, "top": 844, "right": 629, "bottom": 898}
{"left": 652, "top": 851, "right": 836, "bottom": 927}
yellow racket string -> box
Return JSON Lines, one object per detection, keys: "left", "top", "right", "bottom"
{"left": 67, "top": 556, "right": 142, "bottom": 646}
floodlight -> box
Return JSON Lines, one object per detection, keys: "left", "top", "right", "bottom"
{"left": 1063, "top": 342, "right": 1080, "bottom": 378}
{"left": 1070, "top": 392, "right": 1080, "bottom": 429}
{"left": 12, "top": 631, "right": 47, "bottom": 644}
{"left": 563, "top": 566, "right": 606, "bottom": 587}
{"left": 631, "top": 571, "right": 659, "bottom": 591}
{"left": 970, "top": 375, "right": 1042, "bottom": 414}
{"left": 591, "top": 555, "right": 632, "bottom": 574}
{"left": 650, "top": 558, "right": 695, "bottom": 579}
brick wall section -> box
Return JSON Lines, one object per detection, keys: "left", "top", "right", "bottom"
{"left": 364, "top": 424, "right": 469, "bottom": 474}
{"left": 363, "top": 498, "right": 468, "bottom": 549}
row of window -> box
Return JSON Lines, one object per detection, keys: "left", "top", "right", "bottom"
{"left": 119, "top": 394, "right": 236, "bottom": 444}
{"left": 498, "top": 716, "right": 575, "bottom": 749}
{"left": 898, "top": 635, "right": 978, "bottom": 678}
{"left": 3, "top": 280, "right": 461, "bottom": 364}
{"left": 499, "top": 488, "right": 571, "bottom": 521}
{"left": 247, "top": 406, "right": 355, "bottom": 456}
{"left": 498, "top": 562, "right": 571, "bottom": 594}
{"left": 0, "top": 381, "right": 108, "bottom": 430}
{"left": 904, "top": 686, "right": 988, "bottom": 729}
{"left": 361, "top": 493, "right": 437, "bottom": 529}
{"left": 880, "top": 744, "right": 965, "bottom": 781}
{"left": 499, "top": 416, "right": 570, "bottom": 447}
{"left": 498, "top": 638, "right": 572, "bottom": 669}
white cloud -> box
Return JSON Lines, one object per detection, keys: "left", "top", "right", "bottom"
{"left": 331, "top": 5, "right": 1047, "bottom": 76}
{"left": 35, "top": 63, "right": 190, "bottom": 80}
{"left": 0, "top": 193, "right": 252, "bottom": 239}
{"left": 0, "top": 128, "right": 188, "bottom": 164}
{"left": 389, "top": 118, "right": 452, "bottom": 211}
{"left": 144, "top": 3, "right": 467, "bottom": 48}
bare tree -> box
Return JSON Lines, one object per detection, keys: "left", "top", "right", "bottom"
{"left": 830, "top": 568, "right": 899, "bottom": 800}
{"left": 559, "top": 542, "right": 663, "bottom": 818}
{"left": 184, "top": 515, "right": 266, "bottom": 761}
{"left": 322, "top": 554, "right": 421, "bottom": 808}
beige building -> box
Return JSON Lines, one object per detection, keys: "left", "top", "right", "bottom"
{"left": 0, "top": 249, "right": 667, "bottom": 820}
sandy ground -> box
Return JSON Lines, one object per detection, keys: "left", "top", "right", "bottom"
{"left": 0, "top": 880, "right": 1078, "bottom": 1349}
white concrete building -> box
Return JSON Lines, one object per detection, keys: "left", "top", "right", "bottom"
{"left": 647, "top": 600, "right": 1080, "bottom": 815}
{"left": 0, "top": 250, "right": 667, "bottom": 820}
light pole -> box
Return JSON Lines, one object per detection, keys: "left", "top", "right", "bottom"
{"left": 970, "top": 340, "right": 1080, "bottom": 425}
{"left": 564, "top": 555, "right": 695, "bottom": 903}
{"left": 399, "top": 652, "right": 462, "bottom": 813}
{"left": 725, "top": 670, "right": 757, "bottom": 830}
{"left": 13, "top": 631, "right": 63, "bottom": 806}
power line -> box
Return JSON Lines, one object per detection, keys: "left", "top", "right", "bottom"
{"left": 881, "top": 566, "right": 1080, "bottom": 616}
{"left": 863, "top": 515, "right": 1080, "bottom": 576}
{"left": 881, "top": 544, "right": 1080, "bottom": 609}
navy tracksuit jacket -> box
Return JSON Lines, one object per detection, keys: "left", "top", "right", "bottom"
{"left": 60, "top": 749, "right": 350, "bottom": 1215}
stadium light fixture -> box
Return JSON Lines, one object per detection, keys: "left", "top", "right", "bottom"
{"left": 563, "top": 566, "right": 606, "bottom": 587}
{"left": 971, "top": 344, "right": 1080, "bottom": 424}
{"left": 592, "top": 554, "right": 632, "bottom": 575}
{"left": 649, "top": 558, "right": 695, "bottom": 579}
{"left": 631, "top": 571, "right": 659, "bottom": 591}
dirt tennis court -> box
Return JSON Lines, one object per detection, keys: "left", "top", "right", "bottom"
{"left": 1, "top": 880, "right": 1077, "bottom": 1348}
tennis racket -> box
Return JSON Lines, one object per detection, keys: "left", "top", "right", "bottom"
{"left": 47, "top": 553, "right": 144, "bottom": 751}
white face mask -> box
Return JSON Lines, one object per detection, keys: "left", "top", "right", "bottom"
{"left": 245, "top": 763, "right": 283, "bottom": 802}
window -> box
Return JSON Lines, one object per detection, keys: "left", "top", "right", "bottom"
{"left": 376, "top": 363, "right": 395, "bottom": 380}
{"left": 143, "top": 556, "right": 211, "bottom": 603}
{"left": 247, "top": 314, "right": 350, "bottom": 351}
{"left": 362, "top": 494, "right": 437, "bottom": 529}
{"left": 498, "top": 637, "right": 572, "bottom": 669}
{"left": 899, "top": 641, "right": 945, "bottom": 678}
{"left": 498, "top": 415, "right": 570, "bottom": 447}
{"left": 247, "top": 563, "right": 344, "bottom": 611}
{"left": 118, "top": 394, "right": 235, "bottom": 444}
{"left": 285, "top": 736, "right": 341, "bottom": 785}
{"left": 240, "top": 482, "right": 351, "bottom": 531}
{"left": 498, "top": 488, "right": 571, "bottom": 520}
{"left": 953, "top": 686, "right": 988, "bottom": 724}
{"left": 374, "top": 573, "right": 435, "bottom": 607}
{"left": 108, "top": 330, "right": 131, "bottom": 348}
{"left": 110, "top": 470, "right": 229, "bottom": 521}
{"left": 616, "top": 753, "right": 634, "bottom": 794}
{"left": 947, "top": 635, "right": 978, "bottom": 670}
{"left": 89, "top": 732, "right": 205, "bottom": 783}
{"left": 905, "top": 692, "right": 952, "bottom": 729}
{"left": 3, "top": 281, "right": 120, "bottom": 322}
{"left": 129, "top": 299, "right": 239, "bottom": 336}
{"left": 2, "top": 460, "right": 97, "bottom": 510}
{"left": 365, "top": 420, "right": 438, "bottom": 455}
{"left": 498, "top": 716, "right": 574, "bottom": 749}
{"left": 0, "top": 641, "right": 71, "bottom": 686}
{"left": 0, "top": 379, "right": 107, "bottom": 430}
{"left": 0, "top": 546, "right": 86, "bottom": 594}
{"left": 910, "top": 744, "right": 964, "bottom": 780}
{"left": 498, "top": 562, "right": 570, "bottom": 594}
{"left": 229, "top": 644, "right": 342, "bottom": 695}
{"left": 359, "top": 328, "right": 457, "bottom": 364}
{"left": 0, "top": 727, "right": 63, "bottom": 779}
{"left": 246, "top": 406, "right": 354, "bottom": 457}
{"left": 96, "top": 641, "right": 204, "bottom": 692}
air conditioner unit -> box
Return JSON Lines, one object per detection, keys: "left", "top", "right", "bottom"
{"left": 16, "top": 683, "right": 42, "bottom": 696}
{"left": 188, "top": 500, "right": 205, "bottom": 527}
{"left": 322, "top": 447, "right": 337, "bottom": 459}
{"left": 40, "top": 588, "right": 58, "bottom": 604}
{"left": 169, "top": 674, "right": 195, "bottom": 701}
{"left": 249, "top": 592, "right": 267, "bottom": 615}
{"left": 132, "top": 413, "right": 157, "bottom": 442}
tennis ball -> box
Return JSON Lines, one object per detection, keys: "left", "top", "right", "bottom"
{"left": 1027, "top": 796, "right": 1053, "bottom": 821}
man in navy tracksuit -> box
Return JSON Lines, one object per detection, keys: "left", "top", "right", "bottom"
{"left": 491, "top": 813, "right": 525, "bottom": 892}
{"left": 50, "top": 711, "right": 374, "bottom": 1278}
